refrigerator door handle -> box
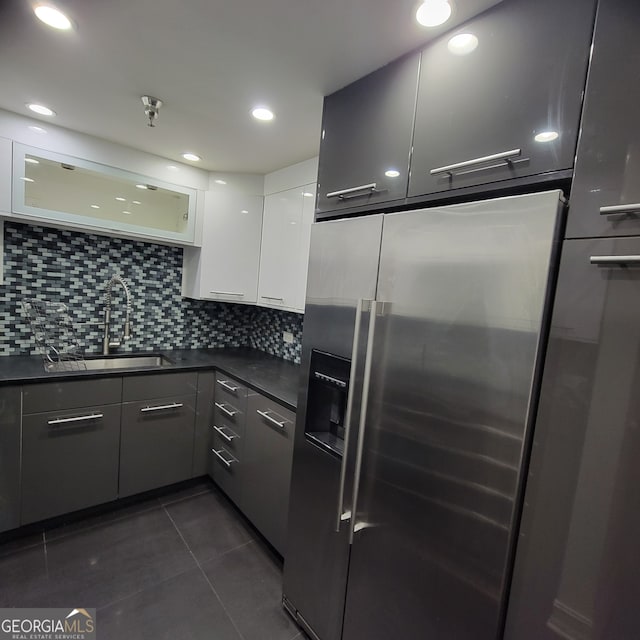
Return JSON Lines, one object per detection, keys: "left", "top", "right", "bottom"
{"left": 348, "top": 299, "right": 381, "bottom": 544}
{"left": 335, "top": 298, "right": 369, "bottom": 532}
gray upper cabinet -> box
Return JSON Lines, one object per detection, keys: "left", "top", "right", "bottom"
{"left": 567, "top": 0, "right": 640, "bottom": 239}
{"left": 316, "top": 53, "right": 420, "bottom": 216}
{"left": 409, "top": 0, "right": 596, "bottom": 199}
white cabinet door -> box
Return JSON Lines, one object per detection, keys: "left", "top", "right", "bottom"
{"left": 198, "top": 189, "right": 263, "bottom": 303}
{"left": 0, "top": 137, "right": 11, "bottom": 214}
{"left": 258, "top": 187, "right": 304, "bottom": 311}
{"left": 294, "top": 183, "right": 316, "bottom": 312}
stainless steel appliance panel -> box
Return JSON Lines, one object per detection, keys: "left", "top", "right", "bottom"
{"left": 283, "top": 214, "right": 384, "bottom": 640}
{"left": 342, "top": 191, "right": 564, "bottom": 640}
{"left": 505, "top": 237, "right": 640, "bottom": 639}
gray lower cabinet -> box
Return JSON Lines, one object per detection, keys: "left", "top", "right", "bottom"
{"left": 21, "top": 403, "right": 121, "bottom": 524}
{"left": 243, "top": 393, "right": 295, "bottom": 555}
{"left": 193, "top": 371, "right": 215, "bottom": 477}
{"left": 0, "top": 387, "right": 22, "bottom": 532}
{"left": 119, "top": 394, "right": 196, "bottom": 497}
{"left": 567, "top": 0, "right": 640, "bottom": 239}
{"left": 408, "top": 0, "right": 596, "bottom": 199}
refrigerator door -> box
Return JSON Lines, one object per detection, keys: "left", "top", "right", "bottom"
{"left": 283, "top": 214, "right": 383, "bottom": 640}
{"left": 341, "top": 191, "right": 564, "bottom": 640}
{"left": 505, "top": 237, "right": 640, "bottom": 640}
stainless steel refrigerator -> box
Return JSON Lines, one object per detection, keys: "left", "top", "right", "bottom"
{"left": 283, "top": 190, "right": 565, "bottom": 640}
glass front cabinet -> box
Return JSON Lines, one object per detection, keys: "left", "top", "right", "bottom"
{"left": 12, "top": 143, "right": 198, "bottom": 245}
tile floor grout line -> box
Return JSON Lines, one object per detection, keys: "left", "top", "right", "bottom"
{"left": 163, "top": 504, "right": 249, "bottom": 640}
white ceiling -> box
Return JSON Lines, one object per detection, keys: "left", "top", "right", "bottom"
{"left": 0, "top": 0, "right": 500, "bottom": 174}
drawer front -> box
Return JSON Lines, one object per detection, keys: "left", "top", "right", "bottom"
{"left": 214, "top": 372, "right": 248, "bottom": 409}
{"left": 210, "top": 422, "right": 243, "bottom": 460}
{"left": 213, "top": 400, "right": 245, "bottom": 436}
{"left": 123, "top": 372, "right": 198, "bottom": 402}
{"left": 209, "top": 438, "right": 243, "bottom": 507}
{"left": 23, "top": 378, "right": 122, "bottom": 414}
{"left": 119, "top": 394, "right": 196, "bottom": 497}
{"left": 21, "top": 403, "right": 121, "bottom": 524}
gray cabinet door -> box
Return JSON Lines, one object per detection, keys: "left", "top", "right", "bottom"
{"left": 0, "top": 387, "right": 22, "bottom": 532}
{"left": 567, "top": 0, "right": 640, "bottom": 239}
{"left": 119, "top": 394, "right": 196, "bottom": 497}
{"left": 505, "top": 238, "right": 640, "bottom": 640}
{"left": 316, "top": 53, "right": 420, "bottom": 215}
{"left": 409, "top": 0, "right": 595, "bottom": 199}
{"left": 21, "top": 404, "right": 121, "bottom": 524}
{"left": 243, "top": 393, "right": 295, "bottom": 555}
{"left": 193, "top": 372, "right": 215, "bottom": 477}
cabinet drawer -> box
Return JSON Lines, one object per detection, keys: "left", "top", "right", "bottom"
{"left": 21, "top": 404, "right": 121, "bottom": 524}
{"left": 123, "top": 371, "right": 197, "bottom": 401}
{"left": 23, "top": 377, "right": 122, "bottom": 414}
{"left": 214, "top": 372, "right": 248, "bottom": 409}
{"left": 213, "top": 400, "right": 245, "bottom": 435}
{"left": 209, "top": 440, "right": 242, "bottom": 507}
{"left": 210, "top": 422, "right": 243, "bottom": 460}
{"left": 119, "top": 394, "right": 196, "bottom": 497}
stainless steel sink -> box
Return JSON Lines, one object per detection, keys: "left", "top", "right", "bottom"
{"left": 83, "top": 354, "right": 173, "bottom": 370}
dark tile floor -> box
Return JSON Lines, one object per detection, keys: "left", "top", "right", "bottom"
{"left": 0, "top": 479, "right": 303, "bottom": 640}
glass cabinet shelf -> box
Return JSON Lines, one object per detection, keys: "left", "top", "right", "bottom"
{"left": 12, "top": 143, "right": 198, "bottom": 245}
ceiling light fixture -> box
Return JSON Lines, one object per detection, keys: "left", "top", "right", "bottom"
{"left": 135, "top": 184, "right": 148, "bottom": 190}
{"left": 252, "top": 107, "right": 274, "bottom": 121}
{"left": 416, "top": 0, "right": 452, "bottom": 27}
{"left": 27, "top": 103, "right": 56, "bottom": 116}
{"left": 34, "top": 4, "right": 73, "bottom": 30}
{"left": 141, "top": 96, "right": 163, "bottom": 127}
{"left": 182, "top": 153, "right": 201, "bottom": 162}
{"left": 447, "top": 33, "right": 479, "bottom": 55}
{"left": 535, "top": 131, "right": 559, "bottom": 143}
{"left": 115, "top": 196, "right": 126, "bottom": 202}
{"left": 122, "top": 210, "right": 131, "bottom": 215}
{"left": 90, "top": 204, "right": 100, "bottom": 209}
{"left": 132, "top": 200, "right": 141, "bottom": 205}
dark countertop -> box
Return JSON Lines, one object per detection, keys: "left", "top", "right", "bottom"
{"left": 0, "top": 348, "right": 301, "bottom": 411}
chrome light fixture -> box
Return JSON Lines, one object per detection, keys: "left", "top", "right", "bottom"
{"left": 141, "top": 95, "right": 163, "bottom": 127}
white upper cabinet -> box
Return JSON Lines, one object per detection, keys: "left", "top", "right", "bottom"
{"left": 183, "top": 186, "right": 263, "bottom": 304}
{"left": 0, "top": 137, "right": 11, "bottom": 214}
{"left": 257, "top": 182, "right": 316, "bottom": 313}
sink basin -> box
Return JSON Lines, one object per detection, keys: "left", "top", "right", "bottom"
{"left": 83, "top": 354, "right": 174, "bottom": 370}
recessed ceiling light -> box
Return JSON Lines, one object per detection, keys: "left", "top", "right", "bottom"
{"left": 182, "top": 153, "right": 201, "bottom": 162}
{"left": 115, "top": 197, "right": 126, "bottom": 202}
{"left": 26, "top": 103, "right": 56, "bottom": 116}
{"left": 214, "top": 179, "right": 227, "bottom": 185}
{"left": 25, "top": 158, "right": 40, "bottom": 164}
{"left": 122, "top": 210, "right": 131, "bottom": 215}
{"left": 535, "top": 131, "right": 559, "bottom": 143}
{"left": 132, "top": 200, "right": 141, "bottom": 205}
{"left": 416, "top": 0, "right": 452, "bottom": 27}
{"left": 21, "top": 177, "right": 35, "bottom": 182}
{"left": 34, "top": 4, "right": 73, "bottom": 30}
{"left": 447, "top": 33, "right": 478, "bottom": 55}
{"left": 90, "top": 204, "right": 100, "bottom": 209}
{"left": 135, "top": 184, "right": 147, "bottom": 190}
{"left": 252, "top": 107, "right": 274, "bottom": 121}
{"left": 384, "top": 169, "right": 401, "bottom": 178}
{"left": 28, "top": 125, "right": 47, "bottom": 134}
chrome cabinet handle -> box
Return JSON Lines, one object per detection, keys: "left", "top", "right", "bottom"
{"left": 599, "top": 203, "right": 640, "bottom": 216}
{"left": 314, "top": 371, "right": 347, "bottom": 388}
{"left": 260, "top": 295, "right": 284, "bottom": 301}
{"left": 257, "top": 409, "right": 287, "bottom": 429}
{"left": 335, "top": 298, "right": 368, "bottom": 532}
{"left": 213, "top": 425, "right": 238, "bottom": 442}
{"left": 209, "top": 290, "right": 245, "bottom": 297}
{"left": 212, "top": 448, "right": 236, "bottom": 467}
{"left": 326, "top": 183, "right": 380, "bottom": 200}
{"left": 48, "top": 413, "right": 103, "bottom": 425}
{"left": 215, "top": 402, "right": 237, "bottom": 417}
{"left": 140, "top": 402, "right": 183, "bottom": 413}
{"left": 350, "top": 300, "right": 380, "bottom": 544}
{"left": 590, "top": 255, "right": 640, "bottom": 265}
{"left": 430, "top": 148, "right": 522, "bottom": 176}
{"left": 217, "top": 379, "right": 239, "bottom": 392}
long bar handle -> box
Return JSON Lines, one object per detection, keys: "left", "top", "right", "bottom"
{"left": 349, "top": 300, "right": 380, "bottom": 544}
{"left": 212, "top": 448, "right": 236, "bottom": 467}
{"left": 215, "top": 402, "right": 238, "bottom": 417}
{"left": 140, "top": 402, "right": 183, "bottom": 413}
{"left": 213, "top": 425, "right": 237, "bottom": 442}
{"left": 326, "top": 183, "right": 378, "bottom": 199}
{"left": 599, "top": 203, "right": 640, "bottom": 216}
{"left": 335, "top": 298, "right": 367, "bottom": 532}
{"left": 257, "top": 409, "right": 287, "bottom": 429}
{"left": 48, "top": 413, "right": 103, "bottom": 425}
{"left": 209, "top": 291, "right": 245, "bottom": 297}
{"left": 216, "top": 379, "right": 240, "bottom": 392}
{"left": 590, "top": 255, "right": 640, "bottom": 265}
{"left": 430, "top": 148, "right": 522, "bottom": 176}
{"left": 260, "top": 295, "right": 284, "bottom": 301}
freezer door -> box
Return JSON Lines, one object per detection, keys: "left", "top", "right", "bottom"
{"left": 505, "top": 238, "right": 640, "bottom": 640}
{"left": 341, "top": 191, "right": 564, "bottom": 640}
{"left": 283, "top": 214, "right": 383, "bottom": 640}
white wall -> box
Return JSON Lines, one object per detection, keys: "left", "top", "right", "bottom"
{"left": 264, "top": 157, "right": 318, "bottom": 194}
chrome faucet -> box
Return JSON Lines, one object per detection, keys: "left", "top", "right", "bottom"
{"left": 102, "top": 274, "right": 133, "bottom": 355}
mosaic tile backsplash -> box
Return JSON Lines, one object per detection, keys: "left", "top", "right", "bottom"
{"left": 1, "top": 222, "right": 303, "bottom": 363}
